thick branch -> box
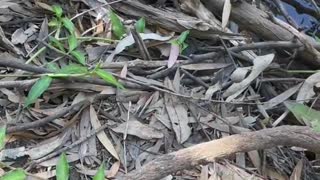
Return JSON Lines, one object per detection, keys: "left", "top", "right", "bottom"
{"left": 121, "top": 126, "right": 320, "bottom": 180}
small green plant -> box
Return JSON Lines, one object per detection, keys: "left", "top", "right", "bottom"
{"left": 25, "top": 64, "right": 124, "bottom": 107}
{"left": 24, "top": 6, "right": 125, "bottom": 107}
{"left": 171, "top": 30, "right": 190, "bottom": 52}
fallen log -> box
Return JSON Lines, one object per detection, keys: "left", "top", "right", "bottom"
{"left": 120, "top": 126, "right": 320, "bottom": 180}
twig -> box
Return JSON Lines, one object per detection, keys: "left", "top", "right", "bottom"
{"left": 7, "top": 100, "right": 89, "bottom": 133}
{"left": 180, "top": 68, "right": 209, "bottom": 88}
{"left": 0, "top": 58, "right": 52, "bottom": 74}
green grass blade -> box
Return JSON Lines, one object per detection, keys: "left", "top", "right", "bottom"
{"left": 0, "top": 124, "right": 6, "bottom": 150}
{"left": 49, "top": 37, "right": 66, "bottom": 52}
{"left": 0, "top": 169, "right": 26, "bottom": 180}
{"left": 56, "top": 153, "right": 69, "bottom": 180}
{"left": 62, "top": 17, "right": 75, "bottom": 34}
{"left": 135, "top": 17, "right": 145, "bottom": 33}
{"left": 94, "top": 69, "right": 124, "bottom": 89}
{"left": 57, "top": 64, "right": 88, "bottom": 74}
{"left": 70, "top": 50, "right": 86, "bottom": 65}
{"left": 93, "top": 163, "right": 105, "bottom": 180}
{"left": 25, "top": 76, "right": 52, "bottom": 107}
{"left": 109, "top": 11, "right": 126, "bottom": 39}
{"left": 68, "top": 34, "right": 78, "bottom": 52}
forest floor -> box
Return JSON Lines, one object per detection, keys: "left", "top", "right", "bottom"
{"left": 1, "top": 0, "right": 320, "bottom": 179}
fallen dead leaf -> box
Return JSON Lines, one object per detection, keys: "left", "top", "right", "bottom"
{"left": 89, "top": 105, "right": 120, "bottom": 160}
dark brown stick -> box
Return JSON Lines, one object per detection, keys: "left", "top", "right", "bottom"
{"left": 120, "top": 126, "right": 320, "bottom": 180}
{"left": 7, "top": 100, "right": 89, "bottom": 133}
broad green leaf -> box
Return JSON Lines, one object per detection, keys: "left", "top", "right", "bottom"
{"left": 135, "top": 17, "right": 145, "bottom": 33}
{"left": 285, "top": 102, "right": 320, "bottom": 132}
{"left": 48, "top": 18, "right": 60, "bottom": 27}
{"left": 0, "top": 125, "right": 6, "bottom": 150}
{"left": 0, "top": 169, "right": 26, "bottom": 180}
{"left": 56, "top": 153, "right": 69, "bottom": 180}
{"left": 316, "top": 36, "right": 320, "bottom": 43}
{"left": 49, "top": 37, "right": 65, "bottom": 52}
{"left": 93, "top": 163, "right": 105, "bottom": 180}
{"left": 52, "top": 5, "right": 63, "bottom": 18}
{"left": 177, "top": 30, "right": 190, "bottom": 45}
{"left": 62, "top": 17, "right": 75, "bottom": 34}
{"left": 25, "top": 76, "right": 52, "bottom": 107}
{"left": 68, "top": 34, "right": 78, "bottom": 52}
{"left": 70, "top": 50, "right": 86, "bottom": 65}
{"left": 57, "top": 64, "right": 88, "bottom": 74}
{"left": 109, "top": 11, "right": 126, "bottom": 39}
{"left": 94, "top": 69, "right": 124, "bottom": 89}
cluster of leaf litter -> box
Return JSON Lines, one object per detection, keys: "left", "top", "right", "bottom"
{"left": 0, "top": 0, "right": 320, "bottom": 179}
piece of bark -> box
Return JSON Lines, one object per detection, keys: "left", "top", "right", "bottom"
{"left": 201, "top": 0, "right": 320, "bottom": 66}
{"left": 107, "top": 0, "right": 235, "bottom": 40}
{"left": 119, "top": 126, "right": 320, "bottom": 180}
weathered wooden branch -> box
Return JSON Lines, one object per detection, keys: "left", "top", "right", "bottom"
{"left": 120, "top": 126, "right": 320, "bottom": 180}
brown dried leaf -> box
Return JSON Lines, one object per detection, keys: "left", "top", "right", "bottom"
{"left": 112, "top": 120, "right": 163, "bottom": 140}
{"left": 89, "top": 105, "right": 119, "bottom": 160}
{"left": 164, "top": 78, "right": 191, "bottom": 143}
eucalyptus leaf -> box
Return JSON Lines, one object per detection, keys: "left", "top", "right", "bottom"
{"left": 94, "top": 69, "right": 124, "bottom": 89}
{"left": 93, "top": 163, "right": 105, "bottom": 180}
{"left": 135, "top": 17, "right": 145, "bottom": 33}
{"left": 56, "top": 153, "right": 69, "bottom": 180}
{"left": 68, "top": 34, "right": 78, "bottom": 52}
{"left": 109, "top": 11, "right": 126, "bottom": 39}
{"left": 62, "top": 17, "right": 75, "bottom": 34}
{"left": 70, "top": 50, "right": 86, "bottom": 65}
{"left": 0, "top": 169, "right": 26, "bottom": 180}
{"left": 25, "top": 76, "right": 52, "bottom": 107}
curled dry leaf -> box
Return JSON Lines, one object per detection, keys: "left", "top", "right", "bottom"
{"left": 164, "top": 78, "right": 191, "bottom": 143}
{"left": 230, "top": 67, "right": 250, "bottom": 83}
{"left": 222, "top": 0, "right": 231, "bottom": 29}
{"left": 262, "top": 83, "right": 302, "bottom": 110}
{"left": 27, "top": 130, "right": 71, "bottom": 160}
{"left": 167, "top": 43, "right": 180, "bottom": 68}
{"left": 89, "top": 105, "right": 120, "bottom": 160}
{"left": 223, "top": 54, "right": 275, "bottom": 102}
{"left": 297, "top": 71, "right": 320, "bottom": 103}
{"left": 106, "top": 33, "right": 172, "bottom": 62}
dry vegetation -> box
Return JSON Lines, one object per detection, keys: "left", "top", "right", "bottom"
{"left": 1, "top": 0, "right": 320, "bottom": 179}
